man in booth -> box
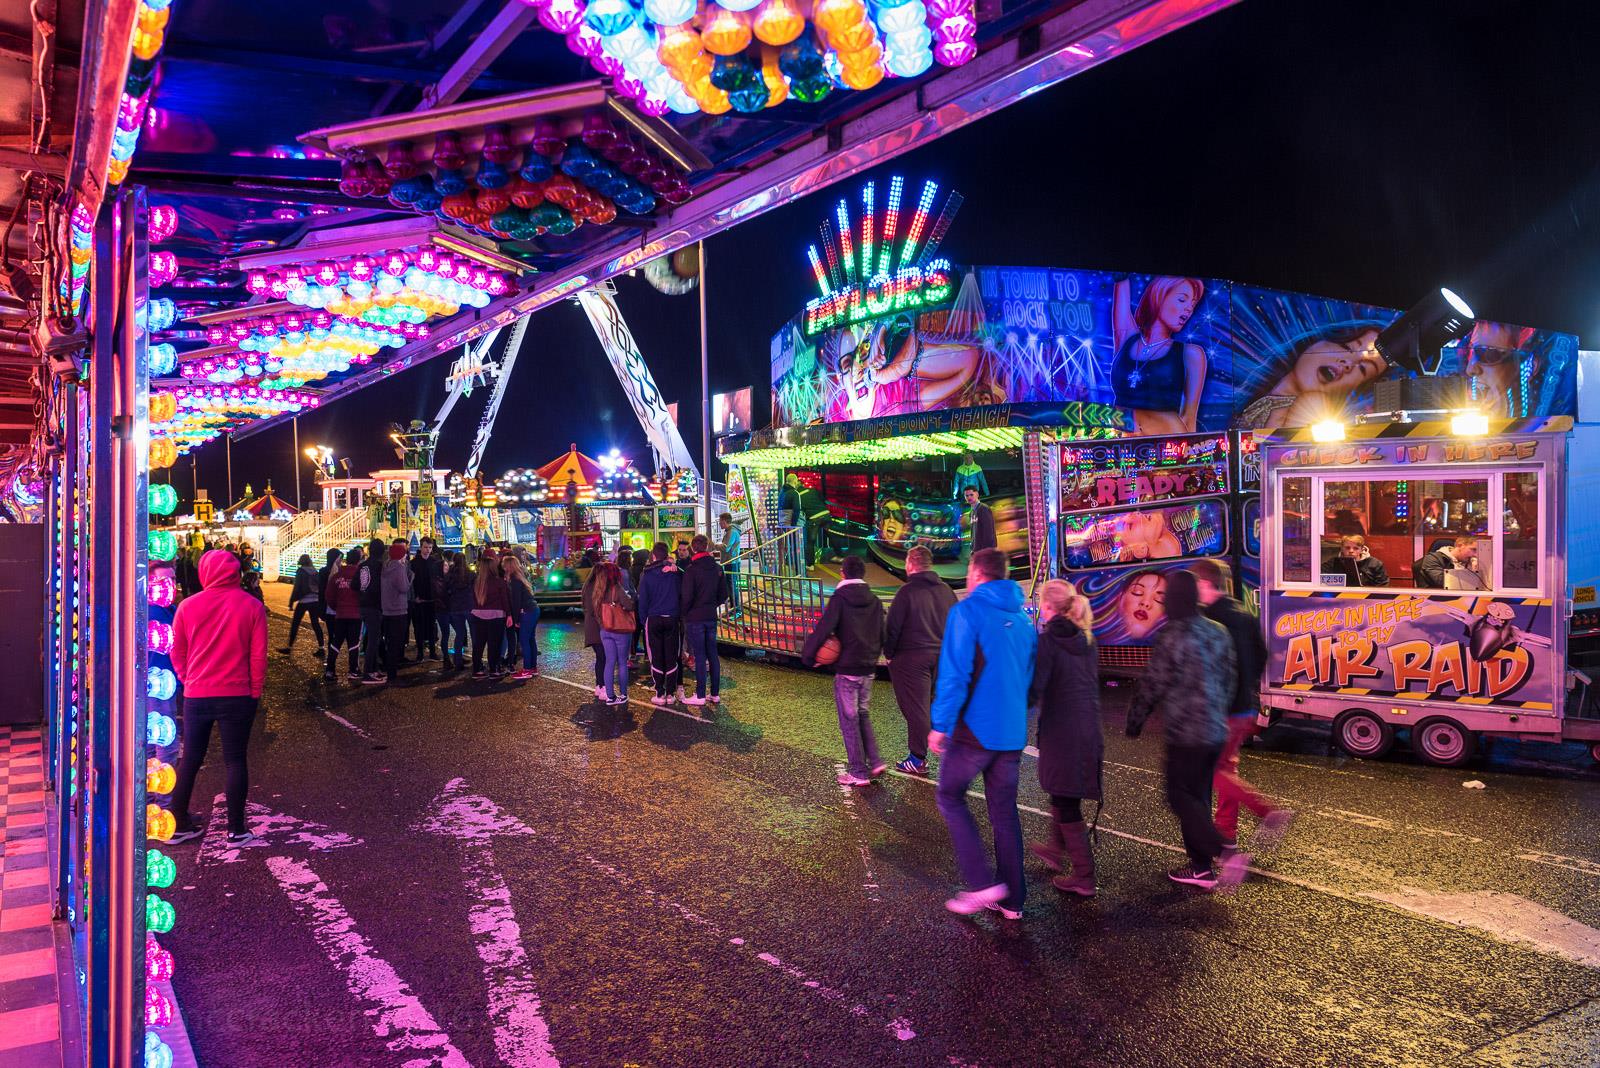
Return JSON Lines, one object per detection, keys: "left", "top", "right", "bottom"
{"left": 1413, "top": 536, "right": 1479, "bottom": 589}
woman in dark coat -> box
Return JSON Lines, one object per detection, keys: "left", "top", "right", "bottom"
{"left": 581, "top": 565, "right": 605, "bottom": 697}
{"left": 1028, "top": 579, "right": 1103, "bottom": 897}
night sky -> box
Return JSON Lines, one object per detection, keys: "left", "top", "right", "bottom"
{"left": 181, "top": 0, "right": 1600, "bottom": 507}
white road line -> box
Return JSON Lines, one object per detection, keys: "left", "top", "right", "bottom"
{"left": 538, "top": 670, "right": 710, "bottom": 725}
{"left": 834, "top": 764, "right": 883, "bottom": 903}
{"left": 1517, "top": 852, "right": 1600, "bottom": 877}
{"left": 314, "top": 705, "right": 373, "bottom": 740}
{"left": 198, "top": 798, "right": 362, "bottom": 866}
{"left": 417, "top": 781, "right": 560, "bottom": 1068}
{"left": 265, "top": 856, "right": 474, "bottom": 1067}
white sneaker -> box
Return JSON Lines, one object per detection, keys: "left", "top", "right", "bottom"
{"left": 594, "top": 685, "right": 607, "bottom": 700}
{"left": 945, "top": 883, "right": 1008, "bottom": 916}
{"left": 683, "top": 695, "right": 707, "bottom": 707}
{"left": 708, "top": 694, "right": 721, "bottom": 705}
{"left": 650, "top": 695, "right": 667, "bottom": 706}
{"left": 986, "top": 902, "right": 1023, "bottom": 920}
{"left": 836, "top": 770, "right": 871, "bottom": 787}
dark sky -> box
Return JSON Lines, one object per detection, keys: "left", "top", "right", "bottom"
{"left": 180, "top": 0, "right": 1600, "bottom": 507}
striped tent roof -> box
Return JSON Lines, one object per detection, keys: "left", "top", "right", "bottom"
{"left": 533, "top": 444, "right": 604, "bottom": 493}
{"left": 225, "top": 482, "right": 300, "bottom": 519}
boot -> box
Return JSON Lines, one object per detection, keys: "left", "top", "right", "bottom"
{"left": 1029, "top": 818, "right": 1066, "bottom": 871}
{"left": 1052, "top": 821, "right": 1096, "bottom": 898}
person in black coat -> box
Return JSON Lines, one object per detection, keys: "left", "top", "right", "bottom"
{"left": 802, "top": 554, "right": 887, "bottom": 786}
{"left": 883, "top": 546, "right": 957, "bottom": 776}
{"left": 962, "top": 485, "right": 997, "bottom": 554}
{"left": 678, "top": 534, "right": 727, "bottom": 705}
{"left": 409, "top": 537, "right": 445, "bottom": 660}
{"left": 1027, "top": 579, "right": 1103, "bottom": 897}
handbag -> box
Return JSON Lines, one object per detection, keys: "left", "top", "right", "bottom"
{"left": 600, "top": 592, "right": 636, "bottom": 634}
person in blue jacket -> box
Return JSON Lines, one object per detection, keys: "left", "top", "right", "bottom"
{"left": 950, "top": 452, "right": 990, "bottom": 499}
{"left": 929, "top": 546, "right": 1037, "bottom": 920}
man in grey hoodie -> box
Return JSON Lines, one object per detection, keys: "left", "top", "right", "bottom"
{"left": 378, "top": 540, "right": 414, "bottom": 684}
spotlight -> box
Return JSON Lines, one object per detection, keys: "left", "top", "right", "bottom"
{"left": 1450, "top": 410, "right": 1489, "bottom": 437}
{"left": 1311, "top": 420, "right": 1346, "bottom": 443}
{"left": 1375, "top": 287, "right": 1475, "bottom": 376}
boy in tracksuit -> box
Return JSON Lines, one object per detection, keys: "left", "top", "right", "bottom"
{"left": 357, "top": 537, "right": 386, "bottom": 682}
{"left": 635, "top": 542, "right": 683, "bottom": 704}
{"left": 802, "top": 554, "right": 886, "bottom": 787}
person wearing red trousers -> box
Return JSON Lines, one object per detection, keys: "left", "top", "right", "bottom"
{"left": 1189, "top": 559, "right": 1294, "bottom": 852}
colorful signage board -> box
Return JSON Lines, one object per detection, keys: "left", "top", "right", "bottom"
{"left": 770, "top": 266, "right": 1577, "bottom": 434}
{"left": 1060, "top": 433, "right": 1230, "bottom": 510}
{"left": 1061, "top": 499, "right": 1228, "bottom": 570}
{"left": 1266, "top": 591, "right": 1557, "bottom": 711}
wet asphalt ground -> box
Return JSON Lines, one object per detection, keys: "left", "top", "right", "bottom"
{"left": 162, "top": 589, "right": 1600, "bottom": 1067}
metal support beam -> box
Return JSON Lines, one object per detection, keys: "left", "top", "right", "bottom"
{"left": 416, "top": 1, "right": 537, "bottom": 110}
{"left": 237, "top": 0, "right": 1241, "bottom": 438}
{"left": 161, "top": 41, "right": 533, "bottom": 92}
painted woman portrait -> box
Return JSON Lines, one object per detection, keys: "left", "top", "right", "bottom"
{"left": 1110, "top": 276, "right": 1209, "bottom": 434}
{"left": 1238, "top": 325, "right": 1387, "bottom": 429}
{"left": 1462, "top": 322, "right": 1540, "bottom": 418}
{"left": 1118, "top": 568, "right": 1168, "bottom": 640}
{"left": 826, "top": 312, "right": 998, "bottom": 422}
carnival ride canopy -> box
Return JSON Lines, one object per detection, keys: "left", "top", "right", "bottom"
{"left": 223, "top": 483, "right": 300, "bottom": 520}
{"left": 535, "top": 443, "right": 605, "bottom": 494}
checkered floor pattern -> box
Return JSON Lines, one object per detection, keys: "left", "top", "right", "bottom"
{"left": 0, "top": 725, "right": 64, "bottom": 1067}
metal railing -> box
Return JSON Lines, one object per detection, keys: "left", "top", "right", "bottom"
{"left": 276, "top": 508, "right": 367, "bottom": 578}
{"left": 732, "top": 524, "right": 805, "bottom": 577}
{"left": 717, "top": 569, "right": 831, "bottom": 657}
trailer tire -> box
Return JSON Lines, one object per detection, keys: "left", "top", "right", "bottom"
{"left": 1335, "top": 710, "right": 1394, "bottom": 759}
{"left": 1413, "top": 717, "right": 1477, "bottom": 767}
{"left": 1589, "top": 742, "right": 1600, "bottom": 765}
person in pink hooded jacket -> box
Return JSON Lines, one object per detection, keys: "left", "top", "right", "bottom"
{"left": 166, "top": 549, "right": 269, "bottom": 844}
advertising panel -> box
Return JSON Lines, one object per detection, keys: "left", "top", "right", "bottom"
{"left": 1266, "top": 591, "right": 1557, "bottom": 711}
{"left": 770, "top": 267, "right": 1578, "bottom": 434}
{"left": 1061, "top": 499, "right": 1228, "bottom": 569}
{"left": 1060, "top": 434, "right": 1230, "bottom": 510}
{"left": 1074, "top": 562, "right": 1192, "bottom": 646}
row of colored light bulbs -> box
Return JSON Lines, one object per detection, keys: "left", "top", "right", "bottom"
{"left": 110, "top": 0, "right": 174, "bottom": 187}
{"left": 520, "top": 0, "right": 976, "bottom": 115}
{"left": 144, "top": 330, "right": 181, "bottom": 1067}
{"left": 243, "top": 248, "right": 511, "bottom": 302}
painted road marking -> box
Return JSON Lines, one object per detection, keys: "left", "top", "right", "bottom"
{"left": 834, "top": 763, "right": 883, "bottom": 903}
{"left": 266, "top": 856, "right": 474, "bottom": 1068}
{"left": 311, "top": 703, "right": 373, "bottom": 740}
{"left": 886, "top": 769, "right": 1600, "bottom": 969}
{"left": 197, "top": 797, "right": 363, "bottom": 866}
{"left": 416, "top": 780, "right": 561, "bottom": 1068}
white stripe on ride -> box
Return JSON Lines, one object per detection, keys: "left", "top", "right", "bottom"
{"left": 417, "top": 780, "right": 561, "bottom": 1068}
{"left": 266, "top": 855, "right": 474, "bottom": 1068}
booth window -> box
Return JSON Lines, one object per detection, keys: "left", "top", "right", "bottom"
{"left": 1503, "top": 470, "right": 1540, "bottom": 589}
{"left": 1281, "top": 476, "right": 1312, "bottom": 582}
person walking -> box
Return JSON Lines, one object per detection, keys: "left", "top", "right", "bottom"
{"left": 410, "top": 536, "right": 444, "bottom": 661}
{"left": 164, "top": 549, "right": 268, "bottom": 845}
{"left": 962, "top": 485, "right": 997, "bottom": 555}
{"left": 679, "top": 534, "right": 726, "bottom": 707}
{"left": 357, "top": 536, "right": 386, "bottom": 683}
{"left": 379, "top": 540, "right": 413, "bottom": 684}
{"left": 505, "top": 554, "right": 540, "bottom": 679}
{"left": 802, "top": 554, "right": 886, "bottom": 787}
{"left": 282, "top": 553, "right": 326, "bottom": 657}
{"left": 1027, "top": 579, "right": 1103, "bottom": 898}
{"left": 1190, "top": 559, "right": 1294, "bottom": 853}
{"left": 594, "top": 561, "right": 636, "bottom": 705}
{"left": 930, "top": 547, "right": 1035, "bottom": 920}
{"left": 636, "top": 542, "right": 683, "bottom": 704}
{"left": 1125, "top": 569, "right": 1248, "bottom": 891}
{"left": 439, "top": 552, "right": 473, "bottom": 671}
{"left": 883, "top": 545, "right": 956, "bottom": 776}
{"left": 628, "top": 545, "right": 647, "bottom": 663}
{"left": 470, "top": 551, "right": 511, "bottom": 678}
{"left": 323, "top": 547, "right": 363, "bottom": 681}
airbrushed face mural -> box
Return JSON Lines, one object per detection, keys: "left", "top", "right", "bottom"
{"left": 771, "top": 267, "right": 1578, "bottom": 434}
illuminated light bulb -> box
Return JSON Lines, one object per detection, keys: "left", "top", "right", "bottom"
{"left": 147, "top": 667, "right": 177, "bottom": 701}
{"left": 701, "top": 5, "right": 753, "bottom": 54}
{"left": 148, "top": 620, "right": 173, "bottom": 655}
{"left": 149, "top": 204, "right": 179, "bottom": 242}
{"left": 145, "top": 804, "right": 175, "bottom": 842}
{"left": 144, "top": 986, "right": 174, "bottom": 1025}
{"left": 145, "top": 1034, "right": 174, "bottom": 1068}
{"left": 149, "top": 437, "right": 177, "bottom": 470}
{"left": 147, "top": 850, "right": 177, "bottom": 889}
{"left": 146, "top": 757, "right": 176, "bottom": 795}
{"left": 752, "top": 0, "right": 804, "bottom": 44}
{"left": 585, "top": 0, "right": 635, "bottom": 36}
{"left": 148, "top": 482, "right": 178, "bottom": 515}
{"left": 146, "top": 938, "right": 175, "bottom": 982}
{"left": 148, "top": 530, "right": 177, "bottom": 561}
{"left": 539, "top": 0, "right": 586, "bottom": 33}
{"left": 934, "top": 36, "right": 975, "bottom": 65}
{"left": 643, "top": 0, "right": 694, "bottom": 22}
{"left": 883, "top": 46, "right": 931, "bottom": 76}
{"left": 149, "top": 250, "right": 178, "bottom": 287}
{"left": 149, "top": 572, "right": 177, "bottom": 609}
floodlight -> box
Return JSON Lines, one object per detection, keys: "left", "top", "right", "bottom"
{"left": 1375, "top": 287, "right": 1475, "bottom": 376}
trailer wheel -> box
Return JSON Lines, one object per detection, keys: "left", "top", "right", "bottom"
{"left": 1413, "top": 717, "right": 1477, "bottom": 767}
{"left": 1589, "top": 742, "right": 1600, "bottom": 765}
{"left": 1335, "top": 710, "right": 1394, "bottom": 759}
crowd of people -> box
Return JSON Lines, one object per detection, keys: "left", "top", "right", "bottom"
{"left": 161, "top": 519, "right": 1293, "bottom": 916}
{"left": 283, "top": 535, "right": 548, "bottom": 684}
{"left": 802, "top": 546, "right": 1294, "bottom": 916}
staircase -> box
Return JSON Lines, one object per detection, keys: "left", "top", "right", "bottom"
{"left": 276, "top": 508, "right": 368, "bottom": 579}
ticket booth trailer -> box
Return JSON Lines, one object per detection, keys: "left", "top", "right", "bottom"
{"left": 1258, "top": 415, "right": 1600, "bottom": 765}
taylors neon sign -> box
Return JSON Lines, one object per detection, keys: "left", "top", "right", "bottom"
{"left": 803, "top": 259, "right": 954, "bottom": 337}
{"left": 801, "top": 175, "right": 963, "bottom": 338}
